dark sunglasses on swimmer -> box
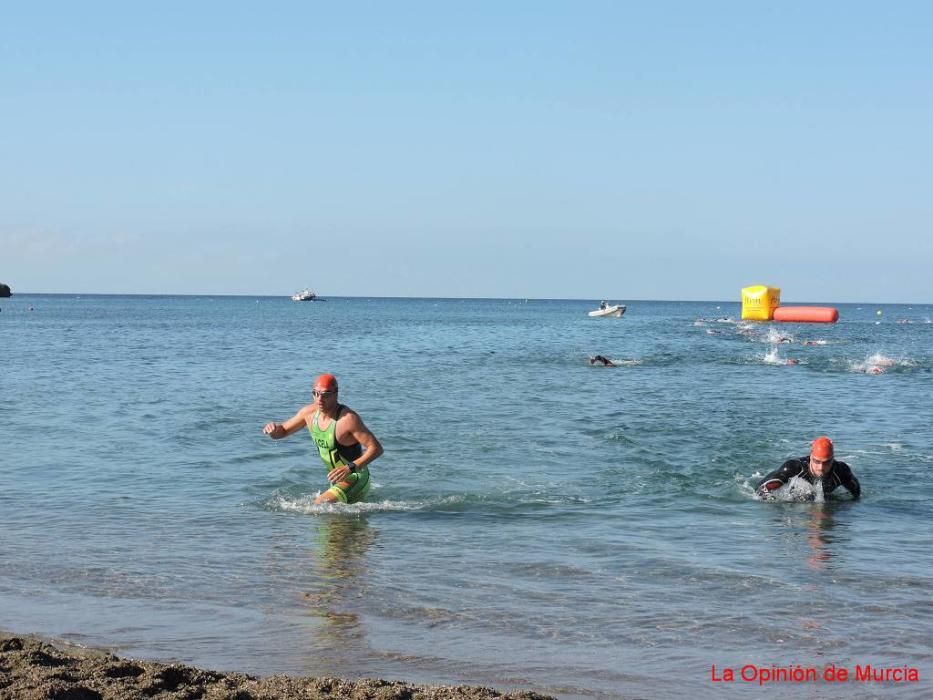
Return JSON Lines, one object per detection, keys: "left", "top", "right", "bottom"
{"left": 312, "top": 389, "right": 336, "bottom": 398}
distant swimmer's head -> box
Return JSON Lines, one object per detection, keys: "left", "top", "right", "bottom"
{"left": 809, "top": 436, "right": 834, "bottom": 477}
{"left": 312, "top": 373, "right": 339, "bottom": 402}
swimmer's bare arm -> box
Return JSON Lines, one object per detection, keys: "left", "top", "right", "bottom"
{"left": 326, "top": 412, "right": 384, "bottom": 484}
{"left": 262, "top": 405, "right": 313, "bottom": 439}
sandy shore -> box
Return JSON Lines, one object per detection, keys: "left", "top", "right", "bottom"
{"left": 0, "top": 635, "right": 555, "bottom": 700}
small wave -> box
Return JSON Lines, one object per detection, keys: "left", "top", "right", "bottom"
{"left": 585, "top": 357, "right": 641, "bottom": 367}
{"left": 736, "top": 473, "right": 760, "bottom": 500}
{"left": 229, "top": 451, "right": 279, "bottom": 465}
{"left": 735, "top": 324, "right": 760, "bottom": 340}
{"left": 262, "top": 488, "right": 594, "bottom": 516}
{"left": 604, "top": 431, "right": 636, "bottom": 444}
{"left": 695, "top": 317, "right": 736, "bottom": 324}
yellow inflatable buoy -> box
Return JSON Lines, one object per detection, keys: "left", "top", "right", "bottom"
{"left": 741, "top": 285, "right": 781, "bottom": 320}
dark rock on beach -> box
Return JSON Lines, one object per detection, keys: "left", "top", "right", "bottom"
{"left": 0, "top": 283, "right": 11, "bottom": 297}
{"left": 0, "top": 637, "right": 555, "bottom": 700}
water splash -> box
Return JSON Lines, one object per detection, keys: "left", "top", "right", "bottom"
{"left": 812, "top": 478, "right": 825, "bottom": 503}
{"left": 762, "top": 348, "right": 801, "bottom": 366}
{"left": 266, "top": 492, "right": 469, "bottom": 514}
{"left": 765, "top": 328, "right": 794, "bottom": 345}
{"left": 848, "top": 352, "right": 915, "bottom": 374}
{"left": 779, "top": 475, "right": 822, "bottom": 502}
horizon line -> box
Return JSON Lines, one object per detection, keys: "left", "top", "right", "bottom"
{"left": 3, "top": 292, "right": 929, "bottom": 306}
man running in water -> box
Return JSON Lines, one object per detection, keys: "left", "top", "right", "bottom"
{"left": 756, "top": 436, "right": 860, "bottom": 501}
{"left": 263, "top": 373, "right": 383, "bottom": 504}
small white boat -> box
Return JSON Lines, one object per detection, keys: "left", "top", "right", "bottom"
{"left": 588, "top": 302, "right": 626, "bottom": 318}
{"left": 291, "top": 288, "right": 317, "bottom": 301}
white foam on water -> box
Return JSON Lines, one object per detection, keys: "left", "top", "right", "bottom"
{"left": 777, "top": 475, "right": 821, "bottom": 502}
{"left": 812, "top": 479, "right": 825, "bottom": 503}
{"left": 848, "top": 352, "right": 915, "bottom": 374}
{"left": 763, "top": 348, "right": 781, "bottom": 364}
{"left": 267, "top": 492, "right": 469, "bottom": 514}
{"left": 867, "top": 352, "right": 897, "bottom": 367}
{"left": 747, "top": 473, "right": 829, "bottom": 502}
{"left": 737, "top": 473, "right": 761, "bottom": 499}
{"left": 761, "top": 348, "right": 801, "bottom": 366}
{"left": 765, "top": 328, "right": 793, "bottom": 344}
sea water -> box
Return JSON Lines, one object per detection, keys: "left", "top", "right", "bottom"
{"left": 1, "top": 295, "right": 931, "bottom": 699}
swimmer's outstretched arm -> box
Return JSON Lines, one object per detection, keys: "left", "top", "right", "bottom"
{"left": 262, "top": 405, "right": 313, "bottom": 439}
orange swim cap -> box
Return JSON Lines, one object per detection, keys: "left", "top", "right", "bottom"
{"left": 313, "top": 373, "right": 339, "bottom": 391}
{"left": 811, "top": 436, "right": 834, "bottom": 460}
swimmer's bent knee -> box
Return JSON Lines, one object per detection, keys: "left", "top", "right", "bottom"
{"left": 325, "top": 484, "right": 350, "bottom": 503}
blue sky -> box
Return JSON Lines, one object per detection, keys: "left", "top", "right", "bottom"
{"left": 2, "top": 2, "right": 930, "bottom": 301}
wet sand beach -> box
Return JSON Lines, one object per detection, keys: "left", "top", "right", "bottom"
{"left": 0, "top": 635, "right": 554, "bottom": 700}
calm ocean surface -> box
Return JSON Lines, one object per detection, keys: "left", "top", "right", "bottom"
{"left": 2, "top": 294, "right": 931, "bottom": 699}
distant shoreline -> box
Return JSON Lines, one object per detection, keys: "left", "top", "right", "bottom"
{"left": 3, "top": 293, "right": 928, "bottom": 305}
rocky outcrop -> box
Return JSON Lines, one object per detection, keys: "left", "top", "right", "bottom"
{"left": 0, "top": 283, "right": 11, "bottom": 297}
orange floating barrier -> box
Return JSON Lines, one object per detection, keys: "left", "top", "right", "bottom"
{"left": 773, "top": 306, "right": 839, "bottom": 323}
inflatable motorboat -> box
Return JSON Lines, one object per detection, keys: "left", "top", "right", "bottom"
{"left": 588, "top": 303, "right": 626, "bottom": 318}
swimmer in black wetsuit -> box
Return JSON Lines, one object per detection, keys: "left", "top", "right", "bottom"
{"left": 756, "top": 436, "right": 860, "bottom": 500}
{"left": 589, "top": 355, "right": 616, "bottom": 367}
